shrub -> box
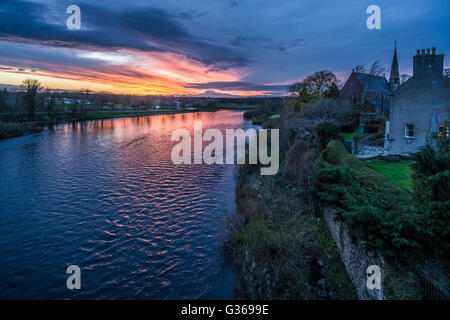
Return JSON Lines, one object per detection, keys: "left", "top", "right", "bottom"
{"left": 313, "top": 140, "right": 424, "bottom": 257}
{"left": 364, "top": 123, "right": 379, "bottom": 133}
{"left": 411, "top": 134, "right": 450, "bottom": 255}
{"left": 314, "top": 122, "right": 339, "bottom": 150}
{"left": 283, "top": 140, "right": 316, "bottom": 187}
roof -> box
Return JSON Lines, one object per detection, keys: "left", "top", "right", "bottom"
{"left": 354, "top": 72, "right": 391, "bottom": 94}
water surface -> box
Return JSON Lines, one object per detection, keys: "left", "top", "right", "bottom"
{"left": 0, "top": 110, "right": 251, "bottom": 299}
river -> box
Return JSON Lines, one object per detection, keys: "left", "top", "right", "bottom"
{"left": 0, "top": 110, "right": 253, "bottom": 299}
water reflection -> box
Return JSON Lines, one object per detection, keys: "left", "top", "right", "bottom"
{"left": 0, "top": 110, "right": 252, "bottom": 299}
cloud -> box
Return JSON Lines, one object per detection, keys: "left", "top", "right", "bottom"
{"left": 173, "top": 10, "right": 208, "bottom": 21}
{"left": 185, "top": 81, "right": 287, "bottom": 93}
{"left": 0, "top": 0, "right": 250, "bottom": 70}
{"left": 264, "top": 38, "right": 305, "bottom": 52}
{"left": 231, "top": 35, "right": 273, "bottom": 48}
{"left": 231, "top": 35, "right": 304, "bottom": 52}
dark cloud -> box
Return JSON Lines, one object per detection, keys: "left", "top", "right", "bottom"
{"left": 231, "top": 35, "right": 304, "bottom": 52}
{"left": 227, "top": 0, "right": 244, "bottom": 9}
{"left": 264, "top": 38, "right": 305, "bottom": 52}
{"left": 231, "top": 35, "right": 273, "bottom": 48}
{"left": 0, "top": 0, "right": 249, "bottom": 70}
{"left": 185, "top": 81, "right": 287, "bottom": 92}
{"left": 173, "top": 10, "right": 208, "bottom": 21}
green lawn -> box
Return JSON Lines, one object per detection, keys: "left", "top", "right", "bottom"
{"left": 217, "top": 103, "right": 257, "bottom": 110}
{"left": 339, "top": 132, "right": 370, "bottom": 141}
{"left": 364, "top": 160, "right": 413, "bottom": 191}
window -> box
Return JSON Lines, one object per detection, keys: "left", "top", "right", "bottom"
{"left": 405, "top": 124, "right": 415, "bottom": 138}
{"left": 439, "top": 126, "right": 449, "bottom": 138}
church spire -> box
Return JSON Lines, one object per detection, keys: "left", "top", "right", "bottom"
{"left": 389, "top": 41, "right": 400, "bottom": 91}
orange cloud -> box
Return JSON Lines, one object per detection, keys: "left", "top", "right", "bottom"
{"left": 0, "top": 48, "right": 256, "bottom": 95}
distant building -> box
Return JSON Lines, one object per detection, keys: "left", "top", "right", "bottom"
{"left": 384, "top": 47, "right": 450, "bottom": 155}
{"left": 342, "top": 44, "right": 400, "bottom": 114}
{"left": 56, "top": 98, "right": 91, "bottom": 105}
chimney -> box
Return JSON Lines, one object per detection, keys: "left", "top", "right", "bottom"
{"left": 413, "top": 46, "right": 444, "bottom": 78}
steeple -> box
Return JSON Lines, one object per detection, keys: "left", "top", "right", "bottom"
{"left": 389, "top": 41, "right": 400, "bottom": 91}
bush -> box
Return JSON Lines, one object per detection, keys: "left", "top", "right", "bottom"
{"left": 283, "top": 140, "right": 316, "bottom": 187}
{"left": 411, "top": 135, "right": 450, "bottom": 255}
{"left": 230, "top": 171, "right": 320, "bottom": 299}
{"left": 314, "top": 122, "right": 340, "bottom": 150}
{"left": 364, "top": 123, "right": 379, "bottom": 133}
{"left": 313, "top": 140, "right": 424, "bottom": 257}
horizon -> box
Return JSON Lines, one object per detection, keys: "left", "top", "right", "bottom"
{"left": 0, "top": 0, "right": 449, "bottom": 96}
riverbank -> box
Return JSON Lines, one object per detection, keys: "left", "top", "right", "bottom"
{"left": 0, "top": 107, "right": 252, "bottom": 140}
{"left": 0, "top": 121, "right": 43, "bottom": 139}
{"left": 225, "top": 162, "right": 357, "bottom": 299}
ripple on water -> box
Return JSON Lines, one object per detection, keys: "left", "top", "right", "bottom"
{"left": 0, "top": 110, "right": 254, "bottom": 299}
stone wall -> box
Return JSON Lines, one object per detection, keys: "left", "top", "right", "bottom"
{"left": 322, "top": 208, "right": 385, "bottom": 300}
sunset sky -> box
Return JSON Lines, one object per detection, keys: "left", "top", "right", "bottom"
{"left": 0, "top": 0, "right": 449, "bottom": 96}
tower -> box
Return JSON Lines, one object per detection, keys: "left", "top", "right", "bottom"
{"left": 389, "top": 41, "right": 400, "bottom": 91}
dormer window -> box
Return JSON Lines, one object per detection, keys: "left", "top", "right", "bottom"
{"left": 405, "top": 124, "right": 415, "bottom": 138}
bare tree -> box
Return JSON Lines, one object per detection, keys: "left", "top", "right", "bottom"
{"left": 401, "top": 74, "right": 411, "bottom": 84}
{"left": 0, "top": 88, "right": 7, "bottom": 113}
{"left": 444, "top": 68, "right": 450, "bottom": 79}
{"left": 353, "top": 64, "right": 365, "bottom": 73}
{"left": 20, "top": 79, "right": 43, "bottom": 116}
{"left": 368, "top": 61, "right": 385, "bottom": 76}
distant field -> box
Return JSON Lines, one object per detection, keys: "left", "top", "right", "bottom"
{"left": 364, "top": 160, "right": 413, "bottom": 191}
{"left": 217, "top": 103, "right": 257, "bottom": 110}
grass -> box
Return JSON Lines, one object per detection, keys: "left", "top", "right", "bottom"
{"left": 311, "top": 219, "right": 358, "bottom": 299}
{"left": 0, "top": 121, "right": 43, "bottom": 139}
{"left": 364, "top": 160, "right": 413, "bottom": 191}
{"left": 227, "top": 163, "right": 356, "bottom": 299}
{"left": 217, "top": 103, "right": 257, "bottom": 110}
{"left": 320, "top": 140, "right": 411, "bottom": 197}
{"left": 339, "top": 131, "right": 370, "bottom": 141}
{"left": 270, "top": 114, "right": 280, "bottom": 120}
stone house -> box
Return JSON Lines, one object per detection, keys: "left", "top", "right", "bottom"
{"left": 341, "top": 71, "right": 392, "bottom": 114}
{"left": 342, "top": 44, "right": 401, "bottom": 115}
{"left": 384, "top": 47, "right": 450, "bottom": 155}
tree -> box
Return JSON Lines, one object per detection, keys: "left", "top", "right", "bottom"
{"left": 353, "top": 64, "right": 365, "bottom": 73}
{"left": 20, "top": 79, "right": 43, "bottom": 116}
{"left": 44, "top": 89, "right": 56, "bottom": 115}
{"left": 401, "top": 74, "right": 411, "bottom": 84}
{"left": 73, "top": 89, "right": 89, "bottom": 118}
{"left": 314, "top": 121, "right": 340, "bottom": 150}
{"left": 0, "top": 88, "right": 7, "bottom": 112}
{"left": 411, "top": 127, "right": 450, "bottom": 255}
{"left": 444, "top": 68, "right": 450, "bottom": 79}
{"left": 368, "top": 61, "right": 385, "bottom": 76}
{"left": 324, "top": 82, "right": 341, "bottom": 98}
{"left": 288, "top": 70, "right": 338, "bottom": 112}
{"left": 96, "top": 91, "right": 111, "bottom": 110}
